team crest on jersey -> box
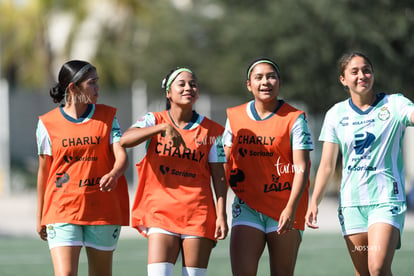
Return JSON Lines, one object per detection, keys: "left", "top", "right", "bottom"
{"left": 47, "top": 225, "right": 56, "bottom": 239}
{"left": 232, "top": 204, "right": 242, "bottom": 218}
{"left": 378, "top": 107, "right": 390, "bottom": 121}
{"left": 338, "top": 210, "right": 344, "bottom": 226}
{"left": 390, "top": 204, "right": 399, "bottom": 215}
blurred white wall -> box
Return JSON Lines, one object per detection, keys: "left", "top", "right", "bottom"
{"left": 0, "top": 80, "right": 10, "bottom": 195}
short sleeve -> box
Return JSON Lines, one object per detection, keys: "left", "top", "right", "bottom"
{"left": 222, "top": 118, "right": 233, "bottom": 148}
{"left": 291, "top": 114, "right": 314, "bottom": 150}
{"left": 111, "top": 117, "right": 122, "bottom": 144}
{"left": 208, "top": 134, "right": 227, "bottom": 163}
{"left": 393, "top": 93, "right": 414, "bottom": 126}
{"left": 36, "top": 119, "right": 52, "bottom": 156}
{"left": 131, "top": 112, "right": 156, "bottom": 128}
{"left": 319, "top": 106, "right": 339, "bottom": 143}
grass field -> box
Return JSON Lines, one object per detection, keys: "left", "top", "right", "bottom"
{"left": 1, "top": 231, "right": 413, "bottom": 275}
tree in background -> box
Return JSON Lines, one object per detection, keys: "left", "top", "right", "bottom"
{"left": 1, "top": 0, "right": 413, "bottom": 113}
{"left": 0, "top": 0, "right": 90, "bottom": 88}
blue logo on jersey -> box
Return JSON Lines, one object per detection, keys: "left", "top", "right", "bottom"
{"left": 354, "top": 132, "right": 375, "bottom": 155}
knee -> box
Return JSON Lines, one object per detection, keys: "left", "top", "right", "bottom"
{"left": 368, "top": 262, "right": 391, "bottom": 276}
{"left": 271, "top": 264, "right": 295, "bottom": 276}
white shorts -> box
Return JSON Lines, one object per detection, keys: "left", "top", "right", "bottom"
{"left": 147, "top": 227, "right": 200, "bottom": 239}
{"left": 46, "top": 223, "right": 121, "bottom": 251}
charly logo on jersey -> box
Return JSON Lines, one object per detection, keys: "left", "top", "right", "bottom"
{"left": 61, "top": 136, "right": 101, "bottom": 147}
{"left": 155, "top": 142, "right": 205, "bottom": 163}
{"left": 339, "top": 116, "right": 349, "bottom": 126}
{"left": 159, "top": 165, "right": 196, "bottom": 178}
{"left": 235, "top": 135, "right": 275, "bottom": 158}
{"left": 378, "top": 107, "right": 390, "bottom": 121}
{"left": 112, "top": 228, "right": 119, "bottom": 239}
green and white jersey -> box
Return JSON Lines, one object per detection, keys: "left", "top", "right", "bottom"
{"left": 319, "top": 93, "right": 414, "bottom": 207}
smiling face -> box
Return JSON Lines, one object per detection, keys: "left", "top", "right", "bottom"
{"left": 247, "top": 63, "right": 280, "bottom": 103}
{"left": 339, "top": 55, "right": 374, "bottom": 97}
{"left": 167, "top": 71, "right": 198, "bottom": 108}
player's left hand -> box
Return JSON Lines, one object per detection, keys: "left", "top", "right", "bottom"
{"left": 277, "top": 207, "right": 295, "bottom": 235}
{"left": 99, "top": 173, "right": 118, "bottom": 192}
{"left": 215, "top": 215, "right": 228, "bottom": 240}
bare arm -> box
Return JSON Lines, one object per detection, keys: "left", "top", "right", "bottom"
{"left": 99, "top": 141, "right": 129, "bottom": 192}
{"left": 209, "top": 162, "right": 228, "bottom": 240}
{"left": 277, "top": 149, "right": 310, "bottom": 234}
{"left": 37, "top": 154, "right": 52, "bottom": 241}
{"left": 223, "top": 145, "right": 231, "bottom": 174}
{"left": 120, "top": 123, "right": 185, "bottom": 148}
{"left": 305, "top": 141, "right": 339, "bottom": 229}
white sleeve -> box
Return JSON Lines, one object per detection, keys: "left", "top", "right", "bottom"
{"left": 291, "top": 114, "right": 314, "bottom": 151}
{"left": 394, "top": 93, "right": 414, "bottom": 126}
{"left": 222, "top": 118, "right": 233, "bottom": 147}
{"left": 36, "top": 119, "right": 52, "bottom": 156}
{"left": 131, "top": 112, "right": 156, "bottom": 128}
{"left": 208, "top": 134, "right": 227, "bottom": 163}
{"left": 319, "top": 106, "right": 339, "bottom": 143}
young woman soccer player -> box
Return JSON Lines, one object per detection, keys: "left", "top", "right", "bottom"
{"left": 36, "top": 60, "right": 130, "bottom": 276}
{"left": 223, "top": 57, "right": 314, "bottom": 276}
{"left": 306, "top": 51, "right": 414, "bottom": 276}
{"left": 120, "top": 67, "right": 228, "bottom": 276}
